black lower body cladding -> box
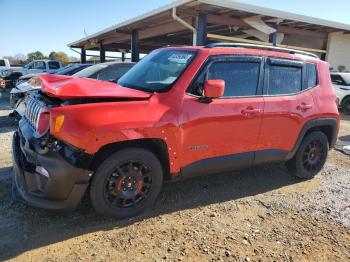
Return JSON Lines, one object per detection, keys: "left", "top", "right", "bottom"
{"left": 12, "top": 120, "right": 93, "bottom": 211}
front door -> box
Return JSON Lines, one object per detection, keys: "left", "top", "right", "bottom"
{"left": 180, "top": 56, "right": 265, "bottom": 176}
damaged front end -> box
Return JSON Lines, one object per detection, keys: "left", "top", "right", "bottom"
{"left": 12, "top": 92, "right": 94, "bottom": 211}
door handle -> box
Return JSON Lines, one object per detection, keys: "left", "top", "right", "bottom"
{"left": 241, "top": 107, "right": 262, "bottom": 116}
{"left": 297, "top": 103, "right": 313, "bottom": 112}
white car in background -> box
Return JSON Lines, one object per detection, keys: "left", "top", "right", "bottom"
{"left": 331, "top": 72, "right": 350, "bottom": 115}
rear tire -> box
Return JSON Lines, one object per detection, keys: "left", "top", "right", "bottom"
{"left": 90, "top": 148, "right": 163, "bottom": 218}
{"left": 286, "top": 131, "right": 329, "bottom": 179}
{"left": 341, "top": 96, "right": 350, "bottom": 115}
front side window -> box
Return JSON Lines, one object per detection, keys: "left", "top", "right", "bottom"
{"left": 118, "top": 49, "right": 196, "bottom": 92}
{"left": 207, "top": 62, "right": 260, "bottom": 97}
{"left": 0, "top": 60, "right": 5, "bottom": 67}
{"left": 268, "top": 65, "right": 302, "bottom": 95}
{"left": 33, "top": 61, "right": 46, "bottom": 70}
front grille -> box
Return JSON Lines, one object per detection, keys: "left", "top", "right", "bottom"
{"left": 24, "top": 96, "right": 47, "bottom": 130}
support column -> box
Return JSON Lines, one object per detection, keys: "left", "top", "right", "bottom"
{"left": 121, "top": 51, "right": 125, "bottom": 62}
{"left": 270, "top": 32, "right": 278, "bottom": 46}
{"left": 196, "top": 12, "right": 207, "bottom": 46}
{"left": 100, "top": 43, "right": 106, "bottom": 63}
{"left": 81, "top": 48, "right": 86, "bottom": 63}
{"left": 131, "top": 30, "right": 139, "bottom": 62}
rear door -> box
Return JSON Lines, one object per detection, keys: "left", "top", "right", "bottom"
{"left": 256, "top": 58, "right": 318, "bottom": 162}
{"left": 181, "top": 56, "right": 265, "bottom": 175}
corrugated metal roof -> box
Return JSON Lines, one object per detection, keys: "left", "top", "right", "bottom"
{"left": 68, "top": 0, "right": 350, "bottom": 47}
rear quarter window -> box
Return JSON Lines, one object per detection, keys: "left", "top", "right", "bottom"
{"left": 305, "top": 63, "right": 318, "bottom": 89}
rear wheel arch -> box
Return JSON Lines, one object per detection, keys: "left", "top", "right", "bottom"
{"left": 287, "top": 118, "right": 338, "bottom": 160}
{"left": 89, "top": 138, "right": 171, "bottom": 180}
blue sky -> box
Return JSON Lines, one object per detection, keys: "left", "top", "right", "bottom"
{"left": 1, "top": 0, "right": 350, "bottom": 58}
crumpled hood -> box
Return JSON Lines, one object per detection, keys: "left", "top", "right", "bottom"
{"left": 37, "top": 74, "right": 151, "bottom": 100}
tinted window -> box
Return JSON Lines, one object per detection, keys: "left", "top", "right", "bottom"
{"left": 207, "top": 62, "right": 260, "bottom": 97}
{"left": 97, "top": 64, "right": 133, "bottom": 82}
{"left": 305, "top": 63, "right": 317, "bottom": 89}
{"left": 0, "top": 60, "right": 5, "bottom": 66}
{"left": 48, "top": 61, "right": 60, "bottom": 69}
{"left": 268, "top": 65, "right": 302, "bottom": 95}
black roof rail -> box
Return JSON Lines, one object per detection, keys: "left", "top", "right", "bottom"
{"left": 205, "top": 42, "right": 319, "bottom": 59}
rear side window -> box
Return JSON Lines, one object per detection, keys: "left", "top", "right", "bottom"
{"left": 49, "top": 61, "right": 60, "bottom": 69}
{"left": 267, "top": 65, "right": 302, "bottom": 95}
{"left": 305, "top": 63, "right": 317, "bottom": 89}
{"left": 207, "top": 62, "right": 260, "bottom": 97}
{"left": 0, "top": 60, "right": 5, "bottom": 66}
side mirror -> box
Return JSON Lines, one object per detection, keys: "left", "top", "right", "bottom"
{"left": 203, "top": 79, "right": 225, "bottom": 99}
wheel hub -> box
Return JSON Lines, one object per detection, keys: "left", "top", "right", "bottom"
{"left": 303, "top": 139, "right": 324, "bottom": 171}
{"left": 105, "top": 161, "right": 152, "bottom": 208}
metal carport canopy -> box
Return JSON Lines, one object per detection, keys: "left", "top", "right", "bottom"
{"left": 68, "top": 0, "right": 350, "bottom": 59}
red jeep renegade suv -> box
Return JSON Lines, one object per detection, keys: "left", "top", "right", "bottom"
{"left": 12, "top": 43, "right": 339, "bottom": 218}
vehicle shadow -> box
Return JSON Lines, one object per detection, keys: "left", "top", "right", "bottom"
{"left": 0, "top": 115, "right": 16, "bottom": 130}
{"left": 340, "top": 112, "right": 350, "bottom": 122}
{"left": 0, "top": 90, "right": 12, "bottom": 111}
{"left": 0, "top": 163, "right": 302, "bottom": 260}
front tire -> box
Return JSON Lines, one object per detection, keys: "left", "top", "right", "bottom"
{"left": 90, "top": 148, "right": 163, "bottom": 218}
{"left": 286, "top": 131, "right": 329, "bottom": 179}
{"left": 341, "top": 96, "right": 350, "bottom": 115}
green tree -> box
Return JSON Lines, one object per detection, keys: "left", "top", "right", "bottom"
{"left": 27, "top": 51, "right": 46, "bottom": 61}
{"left": 49, "top": 51, "right": 69, "bottom": 66}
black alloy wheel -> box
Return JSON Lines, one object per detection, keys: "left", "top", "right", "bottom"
{"left": 90, "top": 148, "right": 163, "bottom": 218}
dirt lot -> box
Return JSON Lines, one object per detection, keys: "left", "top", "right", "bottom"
{"left": 0, "top": 89, "right": 349, "bottom": 261}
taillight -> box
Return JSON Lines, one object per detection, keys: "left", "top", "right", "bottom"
{"left": 36, "top": 111, "right": 50, "bottom": 135}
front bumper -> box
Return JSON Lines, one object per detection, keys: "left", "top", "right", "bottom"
{"left": 12, "top": 120, "right": 93, "bottom": 211}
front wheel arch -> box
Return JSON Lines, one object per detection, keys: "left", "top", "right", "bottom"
{"left": 89, "top": 138, "right": 171, "bottom": 180}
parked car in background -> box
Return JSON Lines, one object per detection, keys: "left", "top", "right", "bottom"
{"left": 73, "top": 61, "right": 135, "bottom": 81}
{"left": 0, "top": 58, "right": 11, "bottom": 70}
{"left": 331, "top": 72, "right": 350, "bottom": 115}
{"left": 12, "top": 44, "right": 339, "bottom": 218}
{"left": 10, "top": 62, "right": 134, "bottom": 115}
{"left": 16, "top": 63, "right": 92, "bottom": 85}
{"left": 2, "top": 60, "right": 63, "bottom": 87}
{"left": 0, "top": 58, "right": 21, "bottom": 88}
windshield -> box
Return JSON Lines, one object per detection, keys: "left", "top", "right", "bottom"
{"left": 118, "top": 49, "right": 196, "bottom": 92}
{"left": 341, "top": 74, "right": 350, "bottom": 85}
{"left": 55, "top": 65, "right": 74, "bottom": 75}
{"left": 73, "top": 64, "right": 107, "bottom": 78}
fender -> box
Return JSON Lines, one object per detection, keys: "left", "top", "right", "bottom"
{"left": 286, "top": 117, "right": 338, "bottom": 160}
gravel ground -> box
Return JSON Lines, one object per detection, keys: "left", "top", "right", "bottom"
{"left": 0, "top": 88, "right": 349, "bottom": 261}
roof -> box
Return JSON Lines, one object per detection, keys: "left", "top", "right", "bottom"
{"left": 68, "top": 0, "right": 350, "bottom": 51}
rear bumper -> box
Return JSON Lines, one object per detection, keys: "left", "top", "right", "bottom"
{"left": 12, "top": 122, "right": 93, "bottom": 211}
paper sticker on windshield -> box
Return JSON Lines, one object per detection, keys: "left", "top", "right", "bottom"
{"left": 168, "top": 53, "right": 192, "bottom": 64}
